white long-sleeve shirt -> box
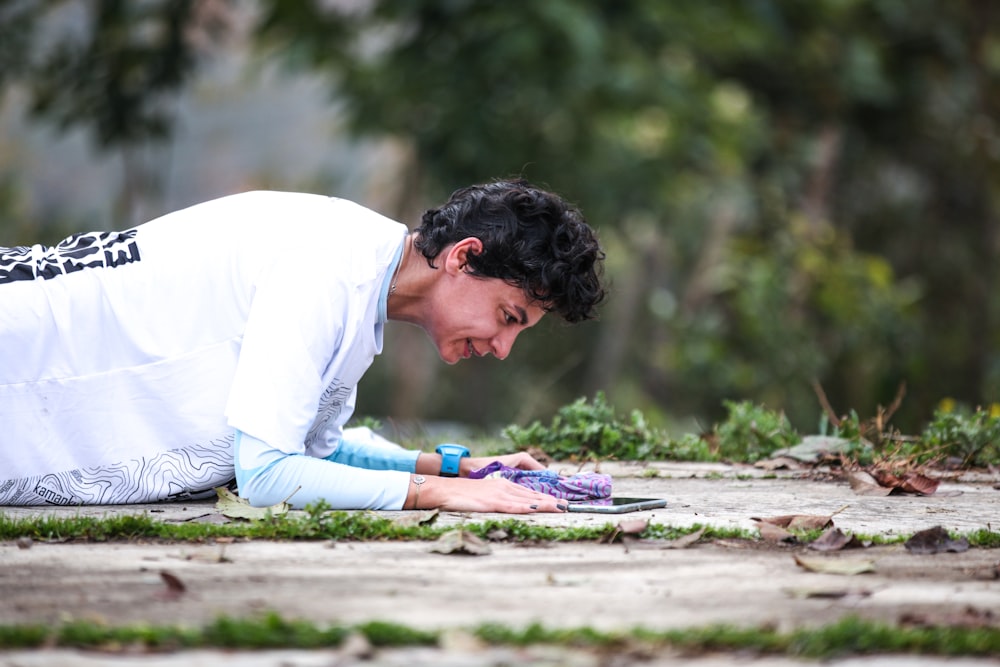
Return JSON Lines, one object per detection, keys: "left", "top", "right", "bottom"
{"left": 0, "top": 191, "right": 412, "bottom": 507}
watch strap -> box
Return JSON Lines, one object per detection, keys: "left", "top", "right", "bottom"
{"left": 435, "top": 443, "right": 470, "bottom": 477}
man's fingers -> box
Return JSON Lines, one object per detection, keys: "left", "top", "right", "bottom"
{"left": 503, "top": 452, "right": 546, "bottom": 470}
{"left": 501, "top": 481, "right": 567, "bottom": 513}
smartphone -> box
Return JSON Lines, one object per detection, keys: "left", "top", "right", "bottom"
{"left": 567, "top": 497, "right": 667, "bottom": 513}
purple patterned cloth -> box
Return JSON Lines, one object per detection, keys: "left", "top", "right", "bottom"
{"left": 469, "top": 461, "right": 612, "bottom": 501}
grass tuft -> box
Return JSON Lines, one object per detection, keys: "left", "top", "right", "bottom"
{"left": 357, "top": 620, "right": 438, "bottom": 647}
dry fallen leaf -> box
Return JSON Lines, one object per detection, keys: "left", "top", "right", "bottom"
{"left": 869, "top": 468, "right": 899, "bottom": 488}
{"left": 215, "top": 486, "right": 289, "bottom": 520}
{"left": 157, "top": 570, "right": 186, "bottom": 601}
{"left": 847, "top": 471, "right": 894, "bottom": 496}
{"left": 770, "top": 435, "right": 856, "bottom": 463}
{"left": 428, "top": 529, "right": 492, "bottom": 556}
{"left": 753, "top": 514, "right": 833, "bottom": 530}
{"left": 867, "top": 468, "right": 940, "bottom": 496}
{"left": 808, "top": 527, "right": 867, "bottom": 552}
{"left": 713, "top": 538, "right": 755, "bottom": 550}
{"left": 904, "top": 525, "right": 969, "bottom": 554}
{"left": 601, "top": 518, "right": 649, "bottom": 545}
{"left": 754, "top": 456, "right": 804, "bottom": 471}
{"left": 391, "top": 509, "right": 439, "bottom": 528}
{"left": 755, "top": 520, "right": 797, "bottom": 544}
{"left": 338, "top": 631, "right": 374, "bottom": 660}
{"left": 898, "top": 472, "right": 940, "bottom": 495}
{"left": 618, "top": 519, "right": 650, "bottom": 534}
{"left": 631, "top": 526, "right": 708, "bottom": 550}
{"left": 783, "top": 587, "right": 873, "bottom": 600}
{"left": 661, "top": 526, "right": 707, "bottom": 549}
{"left": 793, "top": 555, "right": 876, "bottom": 575}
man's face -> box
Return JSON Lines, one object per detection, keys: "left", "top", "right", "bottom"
{"left": 424, "top": 271, "right": 547, "bottom": 365}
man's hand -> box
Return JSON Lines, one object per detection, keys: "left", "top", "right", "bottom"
{"left": 408, "top": 475, "right": 567, "bottom": 513}
{"left": 460, "top": 451, "right": 547, "bottom": 476}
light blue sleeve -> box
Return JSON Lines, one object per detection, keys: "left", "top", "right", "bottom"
{"left": 234, "top": 430, "right": 411, "bottom": 510}
{"left": 324, "top": 434, "right": 420, "bottom": 472}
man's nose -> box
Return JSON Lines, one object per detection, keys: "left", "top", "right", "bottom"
{"left": 490, "top": 329, "right": 520, "bottom": 360}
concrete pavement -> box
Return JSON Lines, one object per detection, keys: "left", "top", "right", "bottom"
{"left": 2, "top": 462, "right": 998, "bottom": 666}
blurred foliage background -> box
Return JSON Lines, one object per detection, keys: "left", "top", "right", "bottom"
{"left": 2, "top": 0, "right": 998, "bottom": 437}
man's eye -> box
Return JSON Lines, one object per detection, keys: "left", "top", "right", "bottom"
{"left": 504, "top": 312, "right": 516, "bottom": 324}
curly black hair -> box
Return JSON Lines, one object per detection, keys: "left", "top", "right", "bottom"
{"left": 413, "top": 179, "right": 605, "bottom": 323}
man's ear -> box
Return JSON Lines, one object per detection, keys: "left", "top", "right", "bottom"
{"left": 444, "top": 237, "right": 484, "bottom": 275}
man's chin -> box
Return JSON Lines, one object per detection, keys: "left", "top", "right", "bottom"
{"left": 437, "top": 347, "right": 461, "bottom": 365}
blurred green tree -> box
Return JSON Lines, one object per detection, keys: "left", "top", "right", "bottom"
{"left": 694, "top": 0, "right": 1000, "bottom": 427}
{"left": 0, "top": 0, "right": 228, "bottom": 226}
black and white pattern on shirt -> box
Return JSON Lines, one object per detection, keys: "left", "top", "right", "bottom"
{"left": 0, "top": 435, "right": 234, "bottom": 506}
{"left": 0, "top": 229, "right": 141, "bottom": 285}
{"left": 305, "top": 380, "right": 354, "bottom": 447}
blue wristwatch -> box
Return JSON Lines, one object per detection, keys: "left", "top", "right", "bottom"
{"left": 436, "top": 443, "right": 470, "bottom": 477}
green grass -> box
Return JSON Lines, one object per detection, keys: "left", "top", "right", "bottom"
{"left": 0, "top": 614, "right": 998, "bottom": 658}
{"left": 0, "top": 510, "right": 751, "bottom": 544}
{"left": 655, "top": 616, "right": 1000, "bottom": 658}
{"left": 2, "top": 511, "right": 995, "bottom": 548}
{"left": 967, "top": 528, "right": 1000, "bottom": 548}
{"left": 0, "top": 509, "right": 441, "bottom": 542}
